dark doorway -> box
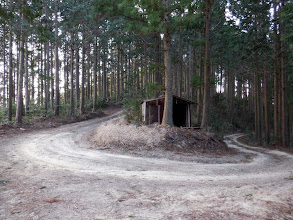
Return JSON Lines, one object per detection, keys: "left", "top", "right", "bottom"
{"left": 173, "top": 104, "right": 187, "bottom": 127}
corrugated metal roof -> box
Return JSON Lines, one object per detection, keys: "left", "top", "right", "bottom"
{"left": 142, "top": 95, "right": 195, "bottom": 104}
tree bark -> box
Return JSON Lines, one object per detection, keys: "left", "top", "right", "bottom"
{"left": 25, "top": 42, "right": 29, "bottom": 114}
{"left": 70, "top": 36, "right": 74, "bottom": 115}
{"left": 263, "top": 59, "right": 270, "bottom": 145}
{"left": 178, "top": 27, "right": 183, "bottom": 97}
{"left": 74, "top": 46, "right": 79, "bottom": 108}
{"left": 50, "top": 44, "right": 54, "bottom": 110}
{"left": 80, "top": 38, "right": 86, "bottom": 114}
{"left": 3, "top": 24, "right": 6, "bottom": 107}
{"left": 87, "top": 43, "right": 91, "bottom": 100}
{"left": 54, "top": 0, "right": 60, "bottom": 116}
{"left": 93, "top": 37, "right": 98, "bottom": 111}
{"left": 8, "top": 26, "right": 13, "bottom": 121}
{"left": 15, "top": 18, "right": 25, "bottom": 124}
{"left": 116, "top": 45, "right": 120, "bottom": 101}
{"left": 161, "top": 0, "right": 173, "bottom": 126}
{"left": 201, "top": 0, "right": 213, "bottom": 129}
{"left": 44, "top": 43, "right": 48, "bottom": 111}
{"left": 103, "top": 47, "right": 107, "bottom": 101}
{"left": 273, "top": 0, "right": 280, "bottom": 145}
{"left": 280, "top": 1, "right": 287, "bottom": 147}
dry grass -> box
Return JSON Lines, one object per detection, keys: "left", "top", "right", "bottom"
{"left": 93, "top": 119, "right": 229, "bottom": 155}
{"left": 94, "top": 119, "right": 167, "bottom": 148}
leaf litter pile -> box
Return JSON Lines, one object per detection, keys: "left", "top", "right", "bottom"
{"left": 92, "top": 119, "right": 249, "bottom": 163}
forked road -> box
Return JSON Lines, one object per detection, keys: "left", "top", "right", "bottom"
{"left": 0, "top": 112, "right": 292, "bottom": 220}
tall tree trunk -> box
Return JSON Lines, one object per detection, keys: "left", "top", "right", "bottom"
{"left": 273, "top": 0, "right": 280, "bottom": 145}
{"left": 116, "top": 45, "right": 120, "bottom": 101}
{"left": 263, "top": 59, "right": 270, "bottom": 145}
{"left": 80, "top": 39, "right": 86, "bottom": 114}
{"left": 87, "top": 43, "right": 91, "bottom": 100}
{"left": 93, "top": 37, "right": 98, "bottom": 111}
{"left": 15, "top": 18, "right": 25, "bottom": 124}
{"left": 3, "top": 24, "right": 6, "bottom": 107}
{"left": 196, "top": 34, "right": 203, "bottom": 125}
{"left": 50, "top": 44, "right": 54, "bottom": 110}
{"left": 16, "top": 39, "right": 19, "bottom": 103}
{"left": 8, "top": 26, "right": 13, "bottom": 121}
{"left": 54, "top": 0, "right": 60, "bottom": 116}
{"left": 75, "top": 47, "right": 80, "bottom": 108}
{"left": 70, "top": 36, "right": 74, "bottom": 115}
{"left": 201, "top": 0, "right": 213, "bottom": 129}
{"left": 120, "top": 47, "right": 124, "bottom": 94}
{"left": 31, "top": 52, "right": 34, "bottom": 102}
{"left": 103, "top": 47, "right": 107, "bottom": 101}
{"left": 143, "top": 43, "right": 148, "bottom": 96}
{"left": 280, "top": 2, "right": 287, "bottom": 147}
{"left": 187, "top": 44, "right": 193, "bottom": 99}
{"left": 25, "top": 42, "right": 29, "bottom": 114}
{"left": 98, "top": 44, "right": 102, "bottom": 96}
{"left": 44, "top": 42, "right": 49, "bottom": 111}
{"left": 178, "top": 27, "right": 183, "bottom": 97}
{"left": 254, "top": 64, "right": 262, "bottom": 145}
{"left": 162, "top": 0, "right": 173, "bottom": 126}
{"left": 64, "top": 44, "right": 67, "bottom": 105}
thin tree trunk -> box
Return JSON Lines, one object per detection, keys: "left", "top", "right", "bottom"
{"left": 98, "top": 44, "right": 102, "bottom": 96}
{"left": 3, "top": 24, "right": 6, "bottom": 107}
{"left": 87, "top": 43, "right": 91, "bottom": 100}
{"left": 93, "top": 37, "right": 98, "bottom": 111}
{"left": 54, "top": 0, "right": 60, "bottom": 116}
{"left": 116, "top": 45, "right": 120, "bottom": 101}
{"left": 120, "top": 47, "right": 124, "bottom": 94}
{"left": 25, "top": 42, "right": 29, "bottom": 114}
{"left": 70, "top": 36, "right": 74, "bottom": 115}
{"left": 196, "top": 34, "right": 203, "bottom": 125}
{"left": 187, "top": 44, "right": 193, "bottom": 99}
{"left": 75, "top": 47, "right": 80, "bottom": 109}
{"left": 50, "top": 44, "right": 54, "bottom": 110}
{"left": 31, "top": 52, "right": 34, "bottom": 102}
{"left": 8, "top": 27, "right": 13, "bottom": 121}
{"left": 103, "top": 47, "right": 107, "bottom": 101}
{"left": 40, "top": 45, "right": 44, "bottom": 106}
{"left": 143, "top": 43, "right": 148, "bottom": 96}
{"left": 80, "top": 39, "right": 86, "bottom": 114}
{"left": 178, "top": 27, "right": 183, "bottom": 97}
{"left": 16, "top": 39, "right": 19, "bottom": 103}
{"left": 64, "top": 43, "right": 67, "bottom": 105}
{"left": 44, "top": 42, "right": 49, "bottom": 111}
{"left": 263, "top": 59, "right": 270, "bottom": 145}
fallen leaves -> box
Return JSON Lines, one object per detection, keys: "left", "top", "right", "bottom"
{"left": 44, "top": 198, "right": 63, "bottom": 203}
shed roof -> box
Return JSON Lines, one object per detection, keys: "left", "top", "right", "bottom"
{"left": 142, "top": 95, "right": 195, "bottom": 104}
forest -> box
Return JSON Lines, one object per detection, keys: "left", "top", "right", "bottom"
{"left": 0, "top": 0, "right": 292, "bottom": 147}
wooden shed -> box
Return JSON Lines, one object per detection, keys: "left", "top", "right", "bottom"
{"left": 141, "top": 95, "right": 194, "bottom": 127}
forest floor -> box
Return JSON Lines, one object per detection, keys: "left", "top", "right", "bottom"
{"left": 0, "top": 104, "right": 121, "bottom": 137}
{"left": 0, "top": 110, "right": 293, "bottom": 220}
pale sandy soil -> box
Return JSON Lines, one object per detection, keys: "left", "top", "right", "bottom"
{"left": 0, "top": 112, "right": 292, "bottom": 220}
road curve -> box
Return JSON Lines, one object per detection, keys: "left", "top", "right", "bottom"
{"left": 0, "top": 114, "right": 292, "bottom": 220}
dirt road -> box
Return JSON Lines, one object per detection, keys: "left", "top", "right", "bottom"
{"left": 1, "top": 113, "right": 292, "bottom": 220}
